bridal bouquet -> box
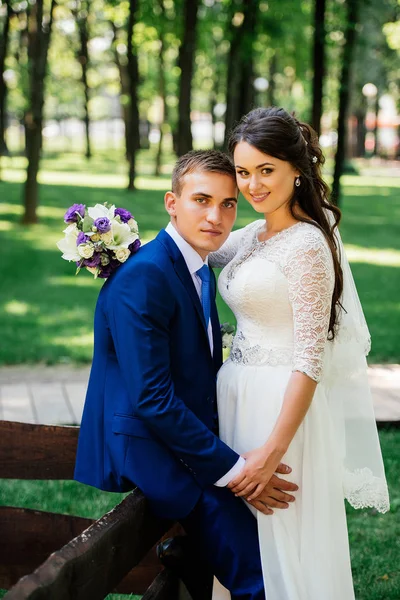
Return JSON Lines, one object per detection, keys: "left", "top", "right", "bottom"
{"left": 220, "top": 322, "right": 235, "bottom": 349}
{"left": 57, "top": 202, "right": 141, "bottom": 279}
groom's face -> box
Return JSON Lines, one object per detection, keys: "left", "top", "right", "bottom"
{"left": 165, "top": 171, "right": 238, "bottom": 259}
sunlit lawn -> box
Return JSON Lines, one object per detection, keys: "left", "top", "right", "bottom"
{"left": 0, "top": 150, "right": 399, "bottom": 364}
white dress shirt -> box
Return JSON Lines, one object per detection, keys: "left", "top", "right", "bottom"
{"left": 165, "top": 223, "right": 245, "bottom": 486}
{"left": 165, "top": 222, "right": 214, "bottom": 352}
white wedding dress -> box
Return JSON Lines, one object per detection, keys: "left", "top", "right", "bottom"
{"left": 211, "top": 219, "right": 357, "bottom": 600}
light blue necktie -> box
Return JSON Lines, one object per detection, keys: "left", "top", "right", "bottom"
{"left": 196, "top": 264, "right": 211, "bottom": 328}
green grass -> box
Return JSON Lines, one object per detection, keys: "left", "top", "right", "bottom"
{"left": 0, "top": 428, "right": 399, "bottom": 599}
{"left": 0, "top": 152, "right": 399, "bottom": 364}
{"left": 346, "top": 428, "right": 400, "bottom": 599}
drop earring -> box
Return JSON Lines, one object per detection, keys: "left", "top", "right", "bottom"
{"left": 295, "top": 177, "right": 301, "bottom": 187}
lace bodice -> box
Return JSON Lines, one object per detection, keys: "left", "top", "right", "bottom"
{"left": 210, "top": 220, "right": 335, "bottom": 382}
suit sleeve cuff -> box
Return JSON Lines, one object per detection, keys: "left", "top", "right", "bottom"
{"left": 214, "top": 456, "right": 246, "bottom": 487}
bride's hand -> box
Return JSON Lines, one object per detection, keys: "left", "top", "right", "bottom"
{"left": 227, "top": 443, "right": 286, "bottom": 501}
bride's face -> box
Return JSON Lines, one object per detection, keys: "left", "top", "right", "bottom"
{"left": 233, "top": 142, "right": 299, "bottom": 216}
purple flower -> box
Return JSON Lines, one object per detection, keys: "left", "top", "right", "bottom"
{"left": 83, "top": 253, "right": 102, "bottom": 268}
{"left": 94, "top": 217, "right": 111, "bottom": 233}
{"left": 98, "top": 257, "right": 121, "bottom": 279}
{"left": 76, "top": 231, "right": 89, "bottom": 245}
{"left": 64, "top": 204, "right": 86, "bottom": 223}
{"left": 115, "top": 208, "right": 132, "bottom": 223}
{"left": 129, "top": 238, "right": 141, "bottom": 254}
{"left": 98, "top": 264, "right": 114, "bottom": 279}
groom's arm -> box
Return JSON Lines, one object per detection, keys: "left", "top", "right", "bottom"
{"left": 106, "top": 260, "right": 240, "bottom": 488}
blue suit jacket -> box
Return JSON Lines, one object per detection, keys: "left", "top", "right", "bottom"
{"left": 74, "top": 229, "right": 239, "bottom": 519}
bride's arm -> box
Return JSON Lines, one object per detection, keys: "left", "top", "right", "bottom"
{"left": 209, "top": 220, "right": 260, "bottom": 268}
{"left": 229, "top": 231, "right": 335, "bottom": 500}
{"left": 208, "top": 227, "right": 245, "bottom": 268}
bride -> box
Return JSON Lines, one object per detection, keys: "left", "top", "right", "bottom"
{"left": 210, "top": 107, "right": 389, "bottom": 600}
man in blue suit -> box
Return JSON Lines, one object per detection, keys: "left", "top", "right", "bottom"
{"left": 75, "top": 150, "right": 297, "bottom": 599}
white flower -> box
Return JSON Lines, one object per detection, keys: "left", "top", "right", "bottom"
{"left": 57, "top": 226, "right": 81, "bottom": 261}
{"left": 63, "top": 223, "right": 79, "bottom": 235}
{"left": 91, "top": 233, "right": 101, "bottom": 242}
{"left": 100, "top": 230, "right": 113, "bottom": 245}
{"left": 128, "top": 218, "right": 139, "bottom": 233}
{"left": 78, "top": 243, "right": 95, "bottom": 259}
{"left": 114, "top": 247, "right": 131, "bottom": 263}
{"left": 222, "top": 332, "right": 234, "bottom": 349}
{"left": 108, "top": 220, "right": 138, "bottom": 249}
{"left": 88, "top": 203, "right": 115, "bottom": 221}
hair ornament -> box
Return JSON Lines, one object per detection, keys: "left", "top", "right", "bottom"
{"left": 312, "top": 155, "right": 318, "bottom": 163}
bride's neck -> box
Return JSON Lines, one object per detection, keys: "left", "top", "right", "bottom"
{"left": 263, "top": 208, "right": 298, "bottom": 235}
{"left": 262, "top": 202, "right": 309, "bottom": 236}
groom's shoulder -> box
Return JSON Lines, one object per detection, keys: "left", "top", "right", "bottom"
{"left": 130, "top": 235, "right": 168, "bottom": 266}
{"left": 106, "top": 234, "right": 171, "bottom": 287}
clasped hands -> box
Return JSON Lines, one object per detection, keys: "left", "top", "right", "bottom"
{"left": 227, "top": 444, "right": 298, "bottom": 516}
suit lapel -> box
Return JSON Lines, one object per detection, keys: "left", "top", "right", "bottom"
{"left": 156, "top": 230, "right": 209, "bottom": 338}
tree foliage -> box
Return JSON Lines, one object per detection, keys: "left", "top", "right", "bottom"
{"left": 0, "top": 0, "right": 397, "bottom": 220}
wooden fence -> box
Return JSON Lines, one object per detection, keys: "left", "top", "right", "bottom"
{"left": 0, "top": 420, "right": 210, "bottom": 599}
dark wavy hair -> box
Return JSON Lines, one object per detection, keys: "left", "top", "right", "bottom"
{"left": 228, "top": 106, "right": 343, "bottom": 339}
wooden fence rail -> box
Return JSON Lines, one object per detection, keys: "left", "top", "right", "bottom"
{"left": 0, "top": 420, "right": 205, "bottom": 599}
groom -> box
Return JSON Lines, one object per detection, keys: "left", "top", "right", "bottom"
{"left": 75, "top": 150, "right": 297, "bottom": 599}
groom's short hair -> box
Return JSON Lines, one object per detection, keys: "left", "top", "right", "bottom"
{"left": 172, "top": 150, "right": 236, "bottom": 196}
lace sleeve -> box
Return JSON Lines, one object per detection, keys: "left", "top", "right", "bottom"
{"left": 209, "top": 221, "right": 262, "bottom": 268}
{"left": 284, "top": 227, "right": 335, "bottom": 383}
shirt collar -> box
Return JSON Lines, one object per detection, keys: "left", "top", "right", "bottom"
{"left": 165, "top": 222, "right": 208, "bottom": 275}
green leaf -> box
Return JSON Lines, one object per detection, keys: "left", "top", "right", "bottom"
{"left": 82, "top": 216, "right": 94, "bottom": 232}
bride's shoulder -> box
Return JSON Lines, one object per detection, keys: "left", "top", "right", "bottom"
{"left": 293, "top": 221, "right": 329, "bottom": 245}
{"left": 289, "top": 222, "right": 332, "bottom": 260}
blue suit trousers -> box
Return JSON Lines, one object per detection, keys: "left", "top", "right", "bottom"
{"left": 181, "top": 487, "right": 265, "bottom": 600}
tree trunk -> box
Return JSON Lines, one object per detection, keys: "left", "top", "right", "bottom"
{"left": 210, "top": 35, "right": 224, "bottom": 150}
{"left": 22, "top": 0, "right": 56, "bottom": 224}
{"left": 176, "top": 0, "right": 199, "bottom": 157}
{"left": 224, "top": 0, "right": 257, "bottom": 149}
{"left": 74, "top": 1, "right": 92, "bottom": 159}
{"left": 110, "top": 21, "right": 131, "bottom": 161}
{"left": 155, "top": 0, "right": 167, "bottom": 176}
{"left": 126, "top": 0, "right": 140, "bottom": 190}
{"left": 267, "top": 52, "right": 277, "bottom": 107}
{"left": 354, "top": 108, "right": 366, "bottom": 157}
{"left": 311, "top": 0, "right": 326, "bottom": 136}
{"left": 224, "top": 5, "right": 245, "bottom": 149}
{"left": 373, "top": 92, "right": 379, "bottom": 156}
{"left": 331, "top": 0, "right": 359, "bottom": 206}
{"left": 0, "top": 0, "right": 12, "bottom": 158}
{"left": 239, "top": 0, "right": 257, "bottom": 116}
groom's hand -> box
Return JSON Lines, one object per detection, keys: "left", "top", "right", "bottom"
{"left": 247, "top": 463, "right": 298, "bottom": 516}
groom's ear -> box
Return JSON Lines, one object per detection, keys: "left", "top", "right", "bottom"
{"left": 165, "top": 191, "right": 178, "bottom": 217}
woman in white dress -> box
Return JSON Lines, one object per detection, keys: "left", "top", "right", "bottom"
{"left": 210, "top": 107, "right": 389, "bottom": 600}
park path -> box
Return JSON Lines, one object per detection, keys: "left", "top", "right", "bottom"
{"left": 0, "top": 364, "right": 399, "bottom": 425}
